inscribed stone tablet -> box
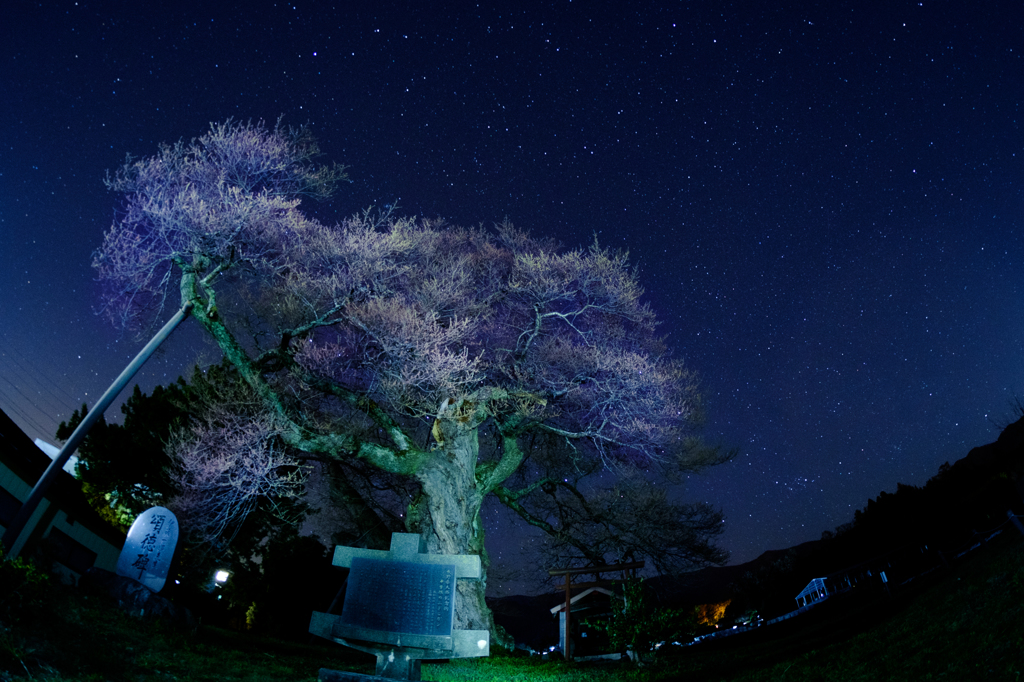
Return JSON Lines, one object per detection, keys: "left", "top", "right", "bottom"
{"left": 116, "top": 506, "right": 178, "bottom": 592}
{"left": 341, "top": 558, "right": 456, "bottom": 636}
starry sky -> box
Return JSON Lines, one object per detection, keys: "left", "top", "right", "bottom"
{"left": 2, "top": 0, "right": 1023, "bottom": 579}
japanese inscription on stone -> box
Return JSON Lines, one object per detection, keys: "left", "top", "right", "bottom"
{"left": 341, "top": 558, "right": 456, "bottom": 636}
{"left": 309, "top": 532, "right": 489, "bottom": 681}
{"left": 116, "top": 506, "right": 178, "bottom": 592}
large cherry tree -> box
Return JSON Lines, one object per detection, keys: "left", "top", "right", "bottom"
{"left": 94, "top": 119, "right": 730, "bottom": 643}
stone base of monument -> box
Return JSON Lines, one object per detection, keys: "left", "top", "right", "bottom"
{"left": 81, "top": 567, "right": 195, "bottom": 629}
{"left": 310, "top": 610, "right": 489, "bottom": 680}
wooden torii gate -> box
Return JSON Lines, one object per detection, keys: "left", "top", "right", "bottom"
{"left": 547, "top": 560, "right": 644, "bottom": 660}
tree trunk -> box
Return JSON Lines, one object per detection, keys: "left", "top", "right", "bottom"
{"left": 406, "top": 418, "right": 513, "bottom": 650}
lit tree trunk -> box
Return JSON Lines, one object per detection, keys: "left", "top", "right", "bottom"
{"left": 405, "top": 410, "right": 513, "bottom": 650}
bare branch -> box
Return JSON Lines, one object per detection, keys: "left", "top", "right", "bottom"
{"left": 168, "top": 406, "right": 309, "bottom": 551}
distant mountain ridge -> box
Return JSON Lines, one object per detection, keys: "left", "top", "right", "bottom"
{"left": 645, "top": 540, "right": 822, "bottom": 606}
{"left": 491, "top": 414, "right": 1024, "bottom": 631}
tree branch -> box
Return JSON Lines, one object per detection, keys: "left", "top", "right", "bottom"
{"left": 492, "top": 482, "right": 606, "bottom": 565}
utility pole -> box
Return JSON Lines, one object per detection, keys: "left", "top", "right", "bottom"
{"left": 1, "top": 304, "right": 192, "bottom": 557}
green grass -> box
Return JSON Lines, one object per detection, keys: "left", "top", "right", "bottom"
{"left": 431, "top": 533, "right": 1024, "bottom": 681}
{"left": 2, "top": 532, "right": 1022, "bottom": 680}
{"left": 1, "top": 593, "right": 373, "bottom": 681}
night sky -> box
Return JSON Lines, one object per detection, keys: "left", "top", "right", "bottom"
{"left": 3, "top": 0, "right": 1024, "bottom": 584}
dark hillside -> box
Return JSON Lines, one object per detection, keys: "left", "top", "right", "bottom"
{"left": 645, "top": 416, "right": 1024, "bottom": 620}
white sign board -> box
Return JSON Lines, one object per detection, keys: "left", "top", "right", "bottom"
{"left": 116, "top": 506, "right": 178, "bottom": 592}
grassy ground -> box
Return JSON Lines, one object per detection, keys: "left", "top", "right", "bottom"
{"left": 1, "top": 588, "right": 376, "bottom": 682}
{"left": 709, "top": 531, "right": 1024, "bottom": 681}
{"left": 429, "top": 530, "right": 1024, "bottom": 681}
{"left": 2, "top": 531, "right": 1022, "bottom": 681}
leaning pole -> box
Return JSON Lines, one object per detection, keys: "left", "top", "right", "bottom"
{"left": 1, "top": 303, "right": 192, "bottom": 557}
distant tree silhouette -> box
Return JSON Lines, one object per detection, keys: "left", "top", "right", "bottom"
{"left": 57, "top": 381, "right": 190, "bottom": 530}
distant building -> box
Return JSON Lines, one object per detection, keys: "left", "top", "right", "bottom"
{"left": 794, "top": 577, "right": 829, "bottom": 608}
{"left": 0, "top": 408, "right": 124, "bottom": 583}
{"left": 549, "top": 586, "right": 620, "bottom": 657}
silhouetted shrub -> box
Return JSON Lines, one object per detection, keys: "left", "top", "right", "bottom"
{"left": 0, "top": 550, "right": 49, "bottom": 625}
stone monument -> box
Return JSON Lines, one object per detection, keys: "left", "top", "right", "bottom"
{"left": 115, "top": 506, "right": 178, "bottom": 592}
{"left": 310, "top": 533, "right": 490, "bottom": 681}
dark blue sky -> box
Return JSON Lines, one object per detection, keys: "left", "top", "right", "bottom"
{"left": 2, "top": 0, "right": 1023, "bottom": 580}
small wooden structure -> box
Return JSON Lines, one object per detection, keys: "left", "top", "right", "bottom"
{"left": 548, "top": 560, "right": 644, "bottom": 660}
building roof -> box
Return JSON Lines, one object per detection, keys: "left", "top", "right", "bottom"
{"left": 549, "top": 587, "right": 619, "bottom": 615}
{"left": 0, "top": 408, "right": 125, "bottom": 547}
{"left": 795, "top": 577, "right": 828, "bottom": 602}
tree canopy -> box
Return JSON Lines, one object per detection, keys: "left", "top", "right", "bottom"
{"left": 57, "top": 382, "right": 188, "bottom": 531}
{"left": 93, "top": 118, "right": 732, "bottom": 641}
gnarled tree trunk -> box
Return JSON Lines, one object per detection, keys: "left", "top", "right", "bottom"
{"left": 405, "top": 412, "right": 513, "bottom": 650}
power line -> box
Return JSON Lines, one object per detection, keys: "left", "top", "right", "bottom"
{"left": 0, "top": 337, "right": 89, "bottom": 442}
{"left": 0, "top": 343, "right": 81, "bottom": 418}
{"left": 1, "top": 340, "right": 80, "bottom": 406}
{"left": 0, "top": 365, "right": 70, "bottom": 426}
{"left": 0, "top": 386, "right": 55, "bottom": 440}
